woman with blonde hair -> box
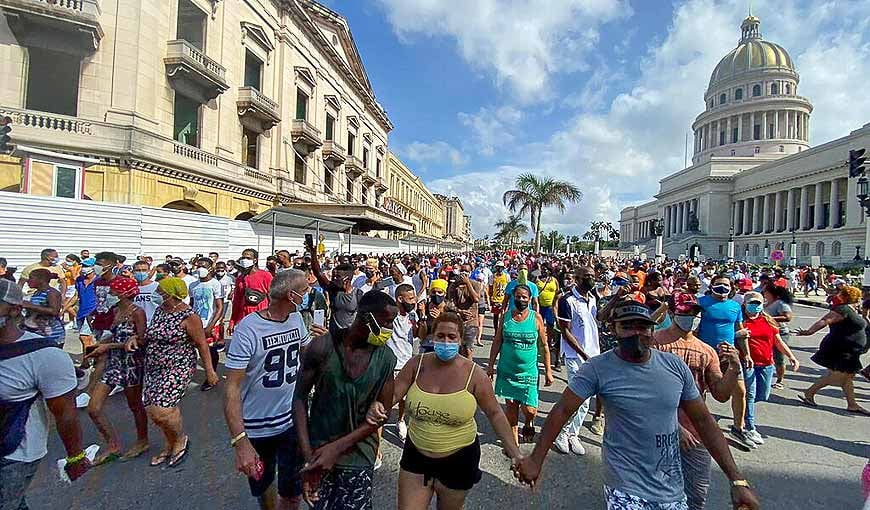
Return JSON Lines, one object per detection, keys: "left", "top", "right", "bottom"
{"left": 737, "top": 291, "right": 800, "bottom": 447}
{"left": 796, "top": 285, "right": 869, "bottom": 415}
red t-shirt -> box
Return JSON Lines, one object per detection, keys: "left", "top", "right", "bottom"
{"left": 230, "top": 268, "right": 273, "bottom": 325}
{"left": 745, "top": 315, "right": 778, "bottom": 366}
{"left": 91, "top": 277, "right": 115, "bottom": 331}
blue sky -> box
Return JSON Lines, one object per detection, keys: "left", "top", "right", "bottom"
{"left": 323, "top": 0, "right": 870, "bottom": 239}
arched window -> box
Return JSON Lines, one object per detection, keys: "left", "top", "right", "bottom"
{"left": 735, "top": 88, "right": 743, "bottom": 100}
{"left": 815, "top": 241, "right": 825, "bottom": 256}
{"left": 731, "top": 150, "right": 736, "bottom": 156}
{"left": 719, "top": 93, "right": 727, "bottom": 104}
{"left": 752, "top": 244, "right": 760, "bottom": 256}
{"left": 708, "top": 99, "right": 713, "bottom": 109}
{"left": 800, "top": 242, "right": 810, "bottom": 256}
{"left": 832, "top": 241, "right": 842, "bottom": 256}
{"left": 752, "top": 84, "right": 761, "bottom": 96}
{"left": 785, "top": 83, "right": 792, "bottom": 95}
{"left": 779, "top": 145, "right": 785, "bottom": 152}
{"left": 771, "top": 83, "right": 779, "bottom": 95}
{"left": 754, "top": 146, "right": 760, "bottom": 154}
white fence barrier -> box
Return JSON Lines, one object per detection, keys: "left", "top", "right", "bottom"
{"left": 0, "top": 194, "right": 452, "bottom": 268}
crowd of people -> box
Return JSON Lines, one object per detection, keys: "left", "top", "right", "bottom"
{"left": 1, "top": 242, "right": 869, "bottom": 510}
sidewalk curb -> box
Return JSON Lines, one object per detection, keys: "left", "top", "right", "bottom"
{"left": 794, "top": 299, "right": 830, "bottom": 309}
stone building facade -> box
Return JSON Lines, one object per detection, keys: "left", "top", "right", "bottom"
{"left": 384, "top": 152, "right": 444, "bottom": 241}
{"left": 0, "top": 0, "right": 412, "bottom": 233}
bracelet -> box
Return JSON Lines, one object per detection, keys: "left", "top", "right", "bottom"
{"left": 730, "top": 479, "right": 752, "bottom": 488}
{"left": 66, "top": 451, "right": 86, "bottom": 465}
{"left": 230, "top": 431, "right": 247, "bottom": 447}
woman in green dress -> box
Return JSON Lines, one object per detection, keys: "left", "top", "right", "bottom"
{"left": 487, "top": 284, "right": 554, "bottom": 444}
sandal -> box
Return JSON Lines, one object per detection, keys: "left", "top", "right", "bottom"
{"left": 121, "top": 444, "right": 150, "bottom": 461}
{"left": 847, "top": 407, "right": 870, "bottom": 416}
{"left": 149, "top": 451, "right": 170, "bottom": 467}
{"left": 797, "top": 394, "right": 818, "bottom": 407}
{"left": 168, "top": 437, "right": 190, "bottom": 467}
{"left": 94, "top": 452, "right": 121, "bottom": 466}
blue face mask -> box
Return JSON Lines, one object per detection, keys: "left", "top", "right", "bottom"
{"left": 133, "top": 271, "right": 149, "bottom": 284}
{"left": 433, "top": 341, "right": 459, "bottom": 361}
{"left": 300, "top": 291, "right": 310, "bottom": 310}
{"left": 746, "top": 303, "right": 763, "bottom": 315}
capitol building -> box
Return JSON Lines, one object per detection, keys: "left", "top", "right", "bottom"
{"left": 620, "top": 14, "right": 870, "bottom": 265}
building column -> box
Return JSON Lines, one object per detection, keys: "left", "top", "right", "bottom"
{"left": 743, "top": 198, "right": 752, "bottom": 234}
{"left": 762, "top": 111, "right": 768, "bottom": 140}
{"left": 750, "top": 112, "right": 756, "bottom": 140}
{"left": 726, "top": 116, "right": 732, "bottom": 143}
{"left": 773, "top": 110, "right": 779, "bottom": 139}
{"left": 678, "top": 203, "right": 684, "bottom": 234}
{"left": 786, "top": 188, "right": 796, "bottom": 231}
{"left": 671, "top": 205, "right": 678, "bottom": 235}
{"left": 737, "top": 113, "right": 743, "bottom": 142}
{"left": 830, "top": 179, "right": 840, "bottom": 228}
{"left": 774, "top": 191, "right": 783, "bottom": 232}
{"left": 805, "top": 114, "right": 810, "bottom": 141}
{"left": 732, "top": 200, "right": 740, "bottom": 233}
{"left": 761, "top": 194, "right": 770, "bottom": 233}
{"left": 800, "top": 185, "right": 811, "bottom": 229}
{"left": 814, "top": 182, "right": 824, "bottom": 229}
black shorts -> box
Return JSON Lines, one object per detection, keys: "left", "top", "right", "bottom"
{"left": 400, "top": 438, "right": 482, "bottom": 491}
{"left": 247, "top": 427, "right": 302, "bottom": 499}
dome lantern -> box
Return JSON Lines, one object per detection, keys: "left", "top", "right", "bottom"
{"left": 740, "top": 15, "right": 761, "bottom": 42}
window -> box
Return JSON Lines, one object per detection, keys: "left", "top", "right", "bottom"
{"left": 785, "top": 83, "right": 792, "bottom": 95}
{"left": 815, "top": 241, "right": 825, "bottom": 256}
{"left": 769, "top": 124, "right": 775, "bottom": 139}
{"left": 25, "top": 47, "right": 80, "bottom": 117}
{"left": 242, "top": 128, "right": 258, "bottom": 168}
{"left": 719, "top": 131, "right": 725, "bottom": 146}
{"left": 735, "top": 88, "right": 743, "bottom": 100}
{"left": 295, "top": 89, "right": 308, "bottom": 121}
{"left": 718, "top": 245, "right": 724, "bottom": 255}
{"left": 731, "top": 150, "right": 736, "bottom": 156}
{"left": 325, "top": 113, "right": 335, "bottom": 141}
{"left": 347, "top": 132, "right": 355, "bottom": 156}
{"left": 754, "top": 146, "right": 760, "bottom": 154}
{"left": 294, "top": 154, "right": 305, "bottom": 184}
{"left": 708, "top": 99, "right": 713, "bottom": 109}
{"left": 800, "top": 242, "right": 810, "bottom": 256}
{"left": 173, "top": 94, "right": 200, "bottom": 147}
{"left": 752, "top": 244, "right": 760, "bottom": 256}
{"left": 376, "top": 158, "right": 382, "bottom": 178}
{"left": 244, "top": 51, "right": 263, "bottom": 89}
{"left": 732, "top": 127, "right": 739, "bottom": 143}
{"left": 324, "top": 166, "right": 333, "bottom": 194}
{"left": 27, "top": 161, "right": 82, "bottom": 199}
{"left": 832, "top": 241, "right": 842, "bottom": 256}
{"left": 779, "top": 145, "right": 785, "bottom": 153}
{"left": 752, "top": 84, "right": 761, "bottom": 96}
{"left": 176, "top": 0, "right": 206, "bottom": 50}
{"left": 719, "top": 93, "right": 727, "bottom": 104}
{"left": 753, "top": 125, "right": 761, "bottom": 140}
{"left": 361, "top": 185, "right": 368, "bottom": 205}
{"left": 346, "top": 177, "right": 353, "bottom": 202}
{"left": 823, "top": 203, "right": 830, "bottom": 228}
{"left": 362, "top": 147, "right": 369, "bottom": 169}
{"left": 837, "top": 200, "right": 846, "bottom": 227}
{"left": 771, "top": 83, "right": 779, "bottom": 95}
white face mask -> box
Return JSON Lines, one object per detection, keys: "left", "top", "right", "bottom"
{"left": 673, "top": 314, "right": 700, "bottom": 332}
{"left": 196, "top": 267, "right": 210, "bottom": 279}
{"left": 238, "top": 259, "right": 255, "bottom": 269}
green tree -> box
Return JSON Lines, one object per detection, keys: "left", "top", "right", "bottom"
{"left": 543, "top": 230, "right": 565, "bottom": 253}
{"left": 502, "top": 173, "right": 583, "bottom": 254}
{"left": 494, "top": 214, "right": 528, "bottom": 250}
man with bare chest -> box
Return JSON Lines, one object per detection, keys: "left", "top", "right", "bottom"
{"left": 293, "top": 291, "right": 397, "bottom": 510}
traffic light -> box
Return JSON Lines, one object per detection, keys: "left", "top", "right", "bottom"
{"left": 849, "top": 148, "right": 867, "bottom": 178}
{"left": 0, "top": 116, "right": 11, "bottom": 155}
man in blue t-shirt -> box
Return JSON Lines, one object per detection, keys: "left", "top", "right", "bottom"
{"left": 695, "top": 275, "right": 755, "bottom": 449}
{"left": 503, "top": 264, "right": 539, "bottom": 312}
{"left": 514, "top": 301, "right": 759, "bottom": 510}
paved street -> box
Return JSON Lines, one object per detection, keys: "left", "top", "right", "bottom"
{"left": 26, "top": 304, "right": 869, "bottom": 510}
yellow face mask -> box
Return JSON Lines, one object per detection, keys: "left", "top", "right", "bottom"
{"left": 518, "top": 269, "right": 528, "bottom": 284}
{"left": 366, "top": 314, "right": 393, "bottom": 346}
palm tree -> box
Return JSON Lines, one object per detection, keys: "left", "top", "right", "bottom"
{"left": 543, "top": 230, "right": 565, "bottom": 253}
{"left": 503, "top": 173, "right": 583, "bottom": 254}
{"left": 494, "top": 214, "right": 528, "bottom": 250}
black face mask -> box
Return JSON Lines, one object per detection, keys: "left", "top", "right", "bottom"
{"left": 430, "top": 294, "right": 445, "bottom": 305}
{"left": 515, "top": 301, "right": 529, "bottom": 311}
{"left": 578, "top": 276, "right": 595, "bottom": 291}
{"left": 616, "top": 334, "right": 648, "bottom": 361}
{"left": 399, "top": 300, "right": 415, "bottom": 313}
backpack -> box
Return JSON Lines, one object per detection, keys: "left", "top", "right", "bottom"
{"left": 0, "top": 338, "right": 59, "bottom": 457}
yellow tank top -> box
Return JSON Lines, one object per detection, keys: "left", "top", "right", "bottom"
{"left": 537, "top": 277, "right": 558, "bottom": 307}
{"left": 492, "top": 273, "right": 509, "bottom": 303}
{"left": 406, "top": 355, "right": 478, "bottom": 454}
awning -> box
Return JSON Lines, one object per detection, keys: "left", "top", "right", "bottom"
{"left": 282, "top": 202, "right": 414, "bottom": 232}
{"left": 249, "top": 207, "right": 356, "bottom": 233}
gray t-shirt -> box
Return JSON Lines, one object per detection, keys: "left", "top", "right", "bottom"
{"left": 764, "top": 300, "right": 792, "bottom": 335}
{"left": 568, "top": 349, "right": 701, "bottom": 503}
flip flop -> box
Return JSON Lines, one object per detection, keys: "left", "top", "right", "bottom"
{"left": 847, "top": 407, "right": 870, "bottom": 416}
{"left": 94, "top": 452, "right": 121, "bottom": 466}
{"left": 149, "top": 452, "right": 170, "bottom": 467}
{"left": 121, "top": 445, "right": 150, "bottom": 461}
{"left": 797, "top": 394, "right": 818, "bottom": 407}
{"left": 167, "top": 437, "right": 190, "bottom": 468}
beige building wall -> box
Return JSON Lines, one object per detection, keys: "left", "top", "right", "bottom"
{"left": 385, "top": 152, "right": 444, "bottom": 240}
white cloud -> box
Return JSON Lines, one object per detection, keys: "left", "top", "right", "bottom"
{"left": 376, "top": 0, "right": 632, "bottom": 102}
{"left": 457, "top": 106, "right": 522, "bottom": 156}
{"left": 426, "top": 0, "right": 870, "bottom": 238}
{"left": 402, "top": 141, "right": 467, "bottom": 167}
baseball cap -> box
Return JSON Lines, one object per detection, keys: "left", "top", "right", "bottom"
{"left": 738, "top": 278, "right": 754, "bottom": 291}
{"left": 673, "top": 292, "right": 699, "bottom": 315}
{"left": 611, "top": 301, "right": 656, "bottom": 324}
{"left": 0, "top": 279, "right": 24, "bottom": 306}
{"left": 744, "top": 291, "right": 763, "bottom": 304}
{"left": 495, "top": 261, "right": 505, "bottom": 267}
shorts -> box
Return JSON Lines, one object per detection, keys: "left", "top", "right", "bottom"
{"left": 539, "top": 306, "right": 555, "bottom": 328}
{"left": 247, "top": 427, "right": 303, "bottom": 499}
{"left": 400, "top": 438, "right": 482, "bottom": 491}
{"left": 773, "top": 332, "right": 790, "bottom": 367}
{"left": 604, "top": 485, "right": 688, "bottom": 510}
{"left": 462, "top": 325, "right": 479, "bottom": 349}
{"left": 314, "top": 467, "right": 373, "bottom": 510}
{"left": 76, "top": 316, "right": 93, "bottom": 337}
{"left": 477, "top": 305, "right": 487, "bottom": 315}
{"left": 0, "top": 458, "right": 40, "bottom": 510}
{"left": 491, "top": 304, "right": 503, "bottom": 316}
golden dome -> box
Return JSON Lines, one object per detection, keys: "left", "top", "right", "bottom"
{"left": 708, "top": 16, "right": 795, "bottom": 89}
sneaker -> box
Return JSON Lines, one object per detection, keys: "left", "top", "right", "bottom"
{"left": 75, "top": 393, "right": 91, "bottom": 409}
{"left": 729, "top": 426, "right": 757, "bottom": 449}
{"left": 590, "top": 417, "right": 605, "bottom": 436}
{"left": 568, "top": 436, "right": 586, "bottom": 455}
{"left": 771, "top": 382, "right": 785, "bottom": 390}
{"left": 397, "top": 420, "right": 408, "bottom": 442}
{"left": 745, "top": 429, "right": 765, "bottom": 445}
{"left": 553, "top": 433, "right": 570, "bottom": 454}
{"left": 108, "top": 385, "right": 123, "bottom": 397}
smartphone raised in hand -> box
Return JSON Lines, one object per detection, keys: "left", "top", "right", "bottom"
{"left": 305, "top": 233, "right": 314, "bottom": 247}
{"left": 313, "top": 309, "right": 325, "bottom": 327}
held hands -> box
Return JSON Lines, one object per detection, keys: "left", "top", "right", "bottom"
{"left": 365, "top": 401, "right": 388, "bottom": 426}
{"left": 511, "top": 455, "right": 541, "bottom": 488}
{"left": 301, "top": 442, "right": 342, "bottom": 474}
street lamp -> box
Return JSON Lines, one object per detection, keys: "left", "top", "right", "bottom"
{"left": 727, "top": 225, "right": 735, "bottom": 262}
{"left": 763, "top": 240, "right": 770, "bottom": 263}
{"left": 653, "top": 218, "right": 665, "bottom": 261}
{"left": 789, "top": 227, "right": 797, "bottom": 267}
{"left": 856, "top": 175, "right": 870, "bottom": 286}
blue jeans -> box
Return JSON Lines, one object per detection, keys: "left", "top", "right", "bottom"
{"left": 743, "top": 365, "right": 774, "bottom": 431}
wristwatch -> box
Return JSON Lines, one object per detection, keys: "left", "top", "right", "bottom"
{"left": 730, "top": 479, "right": 752, "bottom": 488}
